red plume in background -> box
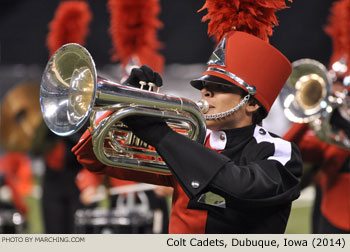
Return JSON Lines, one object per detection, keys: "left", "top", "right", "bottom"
{"left": 107, "top": 0, "right": 164, "bottom": 73}
{"left": 46, "top": 1, "right": 92, "bottom": 56}
{"left": 324, "top": 0, "right": 350, "bottom": 76}
{"left": 199, "top": 0, "right": 292, "bottom": 43}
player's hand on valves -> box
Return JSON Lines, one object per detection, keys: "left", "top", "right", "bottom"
{"left": 123, "top": 65, "right": 163, "bottom": 92}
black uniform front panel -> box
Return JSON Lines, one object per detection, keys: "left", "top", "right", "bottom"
{"left": 156, "top": 124, "right": 302, "bottom": 233}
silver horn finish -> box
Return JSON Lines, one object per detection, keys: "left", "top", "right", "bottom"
{"left": 280, "top": 58, "right": 349, "bottom": 150}
{"left": 40, "top": 43, "right": 207, "bottom": 174}
{"left": 280, "top": 59, "right": 332, "bottom": 123}
{"left": 41, "top": 43, "right": 97, "bottom": 136}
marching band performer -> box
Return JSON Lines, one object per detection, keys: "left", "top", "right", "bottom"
{"left": 73, "top": 0, "right": 302, "bottom": 233}
{"left": 0, "top": 81, "right": 39, "bottom": 232}
{"left": 283, "top": 0, "right": 350, "bottom": 233}
{"left": 0, "top": 152, "right": 33, "bottom": 220}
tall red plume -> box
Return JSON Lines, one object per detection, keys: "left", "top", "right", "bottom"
{"left": 47, "top": 1, "right": 92, "bottom": 56}
{"left": 199, "top": 0, "right": 292, "bottom": 42}
{"left": 324, "top": 0, "right": 350, "bottom": 75}
{"left": 107, "top": 0, "right": 164, "bottom": 73}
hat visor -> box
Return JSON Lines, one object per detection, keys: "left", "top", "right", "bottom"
{"left": 190, "top": 75, "right": 236, "bottom": 90}
{"left": 191, "top": 74, "right": 268, "bottom": 119}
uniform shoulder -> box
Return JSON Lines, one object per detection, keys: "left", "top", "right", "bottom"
{"left": 252, "top": 125, "right": 293, "bottom": 166}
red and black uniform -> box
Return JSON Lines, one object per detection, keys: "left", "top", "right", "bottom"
{"left": 73, "top": 118, "right": 302, "bottom": 233}
{"left": 72, "top": 28, "right": 300, "bottom": 233}
{"left": 284, "top": 123, "right": 350, "bottom": 233}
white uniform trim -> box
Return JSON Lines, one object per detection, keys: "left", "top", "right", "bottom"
{"left": 253, "top": 125, "right": 292, "bottom": 166}
{"left": 206, "top": 129, "right": 227, "bottom": 151}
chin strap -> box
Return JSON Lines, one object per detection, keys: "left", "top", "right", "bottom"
{"left": 204, "top": 94, "right": 250, "bottom": 120}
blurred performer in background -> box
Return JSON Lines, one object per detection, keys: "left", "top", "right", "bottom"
{"left": 108, "top": 0, "right": 165, "bottom": 78}
{"left": 0, "top": 153, "right": 33, "bottom": 222}
{"left": 283, "top": 0, "right": 350, "bottom": 233}
{"left": 41, "top": 1, "right": 92, "bottom": 233}
{"left": 41, "top": 136, "right": 84, "bottom": 233}
{"left": 0, "top": 153, "right": 33, "bottom": 233}
{"left": 73, "top": 0, "right": 302, "bottom": 233}
{"left": 0, "top": 81, "right": 39, "bottom": 233}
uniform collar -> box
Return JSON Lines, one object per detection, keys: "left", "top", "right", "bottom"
{"left": 206, "top": 124, "right": 256, "bottom": 150}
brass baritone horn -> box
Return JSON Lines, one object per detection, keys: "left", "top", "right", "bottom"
{"left": 280, "top": 58, "right": 350, "bottom": 150}
{"left": 40, "top": 43, "right": 207, "bottom": 174}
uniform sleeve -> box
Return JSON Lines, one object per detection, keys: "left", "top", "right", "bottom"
{"left": 283, "top": 123, "right": 328, "bottom": 164}
{"left": 155, "top": 130, "right": 302, "bottom": 207}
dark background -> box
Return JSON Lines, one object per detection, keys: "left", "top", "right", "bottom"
{"left": 0, "top": 0, "right": 335, "bottom": 67}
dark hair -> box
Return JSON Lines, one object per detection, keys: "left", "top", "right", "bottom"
{"left": 239, "top": 90, "right": 267, "bottom": 125}
{"left": 249, "top": 97, "right": 266, "bottom": 125}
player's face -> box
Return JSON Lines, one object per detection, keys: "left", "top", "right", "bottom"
{"left": 200, "top": 82, "right": 248, "bottom": 130}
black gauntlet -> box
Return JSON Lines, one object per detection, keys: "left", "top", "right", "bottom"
{"left": 122, "top": 65, "right": 170, "bottom": 146}
{"left": 123, "top": 115, "right": 171, "bottom": 147}
{"left": 123, "top": 65, "right": 163, "bottom": 91}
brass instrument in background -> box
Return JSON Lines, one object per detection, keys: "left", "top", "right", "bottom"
{"left": 280, "top": 58, "right": 350, "bottom": 150}
{"left": 0, "top": 81, "right": 51, "bottom": 154}
{"left": 40, "top": 43, "right": 207, "bottom": 174}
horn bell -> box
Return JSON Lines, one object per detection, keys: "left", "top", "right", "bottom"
{"left": 280, "top": 58, "right": 332, "bottom": 123}
{"left": 280, "top": 58, "right": 350, "bottom": 150}
{"left": 40, "top": 43, "right": 97, "bottom": 136}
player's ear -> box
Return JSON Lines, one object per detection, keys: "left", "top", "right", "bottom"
{"left": 246, "top": 99, "right": 260, "bottom": 113}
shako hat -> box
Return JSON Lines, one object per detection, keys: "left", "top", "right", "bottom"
{"left": 191, "top": 31, "right": 292, "bottom": 114}
{"left": 191, "top": 0, "right": 293, "bottom": 115}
